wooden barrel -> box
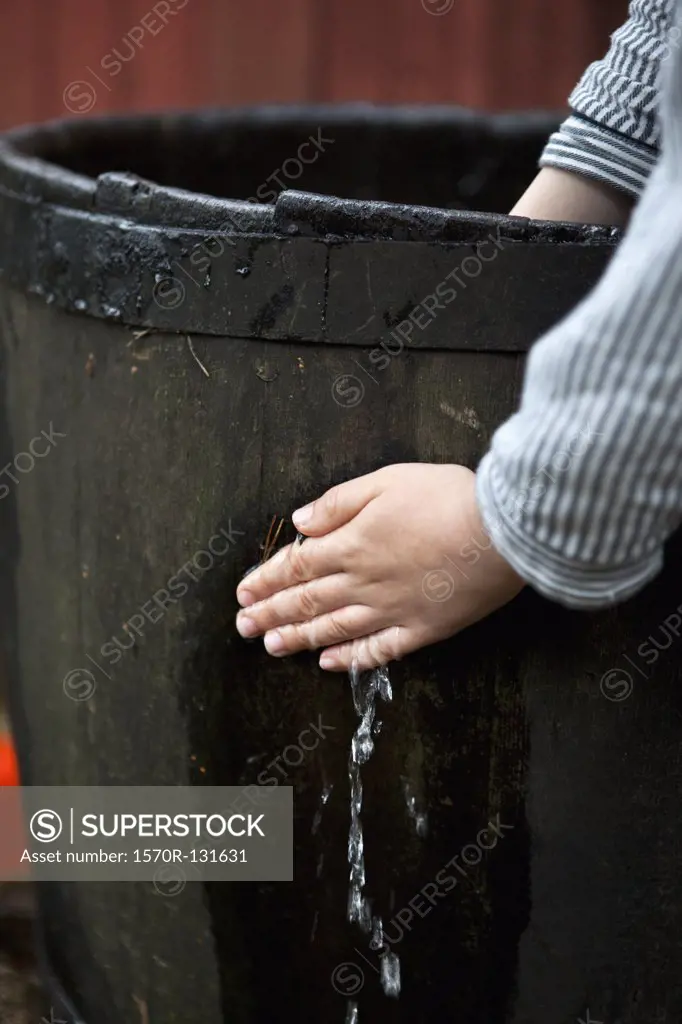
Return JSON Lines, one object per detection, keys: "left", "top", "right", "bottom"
{"left": 2, "top": 107, "right": 678, "bottom": 1024}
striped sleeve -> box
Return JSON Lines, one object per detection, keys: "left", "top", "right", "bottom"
{"left": 539, "top": 0, "right": 679, "bottom": 197}
{"left": 475, "top": 0, "right": 682, "bottom": 609}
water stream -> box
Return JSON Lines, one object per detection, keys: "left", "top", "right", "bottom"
{"left": 346, "top": 661, "right": 401, "bottom": 1015}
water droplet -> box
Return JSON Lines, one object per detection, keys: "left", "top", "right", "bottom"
{"left": 380, "top": 952, "right": 401, "bottom": 998}
{"left": 246, "top": 753, "right": 266, "bottom": 765}
{"left": 402, "top": 778, "right": 428, "bottom": 838}
{"left": 370, "top": 916, "right": 384, "bottom": 951}
{"left": 311, "top": 784, "right": 333, "bottom": 835}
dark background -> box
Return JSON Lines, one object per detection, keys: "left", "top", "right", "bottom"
{"left": 0, "top": 0, "right": 628, "bottom": 130}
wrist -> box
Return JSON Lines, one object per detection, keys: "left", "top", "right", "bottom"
{"left": 467, "top": 478, "right": 526, "bottom": 592}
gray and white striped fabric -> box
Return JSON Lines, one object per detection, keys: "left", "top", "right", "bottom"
{"left": 541, "top": 0, "right": 678, "bottom": 196}
{"left": 476, "top": 0, "right": 682, "bottom": 608}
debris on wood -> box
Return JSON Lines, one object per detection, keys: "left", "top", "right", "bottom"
{"left": 260, "top": 515, "right": 285, "bottom": 563}
{"left": 439, "top": 401, "right": 482, "bottom": 433}
{"left": 187, "top": 335, "right": 210, "bottom": 378}
{"left": 255, "top": 359, "right": 278, "bottom": 383}
{"left": 132, "top": 995, "right": 149, "bottom": 1024}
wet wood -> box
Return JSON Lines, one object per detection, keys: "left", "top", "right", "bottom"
{"left": 1, "top": 103, "right": 677, "bottom": 1024}
{"left": 4, "top": 289, "right": 682, "bottom": 1021}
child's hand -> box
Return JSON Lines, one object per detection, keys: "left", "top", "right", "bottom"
{"left": 235, "top": 464, "right": 524, "bottom": 672}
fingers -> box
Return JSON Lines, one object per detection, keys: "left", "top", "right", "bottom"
{"left": 292, "top": 471, "right": 382, "bottom": 537}
{"left": 237, "top": 532, "right": 347, "bottom": 608}
{"left": 259, "top": 606, "right": 388, "bottom": 657}
{"left": 236, "top": 574, "right": 353, "bottom": 638}
{"left": 318, "top": 626, "right": 413, "bottom": 673}
{"left": 238, "top": 471, "right": 383, "bottom": 607}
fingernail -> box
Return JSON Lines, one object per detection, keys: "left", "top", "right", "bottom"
{"left": 236, "top": 615, "right": 258, "bottom": 638}
{"left": 264, "top": 630, "right": 286, "bottom": 655}
{"left": 237, "top": 589, "right": 255, "bottom": 608}
{"left": 292, "top": 503, "right": 313, "bottom": 528}
{"left": 319, "top": 653, "right": 338, "bottom": 670}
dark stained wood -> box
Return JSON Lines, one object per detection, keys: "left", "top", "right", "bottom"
{"left": 5, "top": 286, "right": 682, "bottom": 1022}
{"left": 0, "top": 0, "right": 629, "bottom": 130}
{"left": 1, "top": 106, "right": 681, "bottom": 1022}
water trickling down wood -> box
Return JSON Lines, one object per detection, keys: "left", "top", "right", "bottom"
{"left": 402, "top": 778, "right": 428, "bottom": 838}
{"left": 346, "top": 661, "right": 401, "bottom": 1007}
{"left": 311, "top": 784, "right": 333, "bottom": 836}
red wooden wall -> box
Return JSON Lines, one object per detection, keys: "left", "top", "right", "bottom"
{"left": 0, "top": 0, "right": 628, "bottom": 131}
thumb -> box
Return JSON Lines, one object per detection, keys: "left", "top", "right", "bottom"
{"left": 292, "top": 471, "right": 382, "bottom": 536}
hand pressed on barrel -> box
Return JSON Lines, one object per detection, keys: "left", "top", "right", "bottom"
{"left": 235, "top": 464, "right": 524, "bottom": 672}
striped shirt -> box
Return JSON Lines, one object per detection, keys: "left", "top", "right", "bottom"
{"left": 476, "top": 0, "right": 682, "bottom": 608}
{"left": 541, "top": 0, "right": 678, "bottom": 196}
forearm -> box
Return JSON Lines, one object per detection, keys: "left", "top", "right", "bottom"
{"left": 476, "top": 2, "right": 682, "bottom": 609}
{"left": 510, "top": 166, "right": 634, "bottom": 226}
{"left": 477, "top": 159, "right": 682, "bottom": 608}
{"left": 513, "top": 1, "right": 677, "bottom": 226}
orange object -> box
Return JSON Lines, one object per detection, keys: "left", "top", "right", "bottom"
{"left": 0, "top": 731, "right": 28, "bottom": 878}
{"left": 0, "top": 732, "right": 20, "bottom": 786}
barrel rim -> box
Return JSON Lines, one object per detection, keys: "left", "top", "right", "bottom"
{"left": 0, "top": 104, "right": 616, "bottom": 239}
{"left": 0, "top": 106, "right": 621, "bottom": 347}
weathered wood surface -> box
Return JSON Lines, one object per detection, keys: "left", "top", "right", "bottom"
{"left": 3, "top": 291, "right": 682, "bottom": 1023}
{"left": 1, "top": 109, "right": 681, "bottom": 1024}
{"left": 0, "top": 109, "right": 618, "bottom": 348}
